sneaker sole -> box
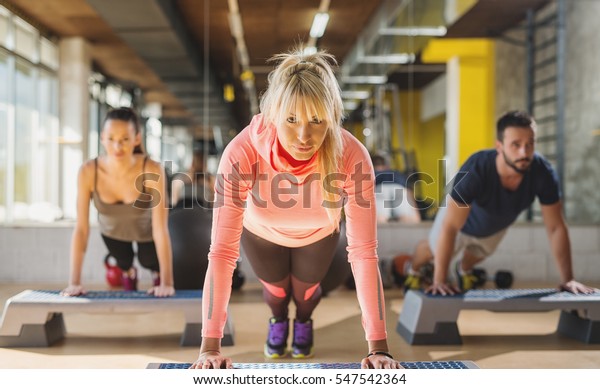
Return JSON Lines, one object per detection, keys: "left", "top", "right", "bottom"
{"left": 263, "top": 344, "right": 288, "bottom": 359}
{"left": 291, "top": 348, "right": 314, "bottom": 359}
{"left": 403, "top": 277, "right": 421, "bottom": 294}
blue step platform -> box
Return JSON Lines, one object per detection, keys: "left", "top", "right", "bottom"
{"left": 397, "top": 288, "right": 600, "bottom": 344}
{"left": 0, "top": 289, "right": 234, "bottom": 347}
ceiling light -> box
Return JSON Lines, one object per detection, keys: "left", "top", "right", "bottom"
{"left": 303, "top": 46, "right": 317, "bottom": 55}
{"left": 343, "top": 101, "right": 359, "bottom": 111}
{"left": 310, "top": 12, "right": 329, "bottom": 38}
{"left": 228, "top": 13, "right": 244, "bottom": 38}
{"left": 341, "top": 90, "right": 370, "bottom": 100}
{"left": 223, "top": 84, "right": 235, "bottom": 102}
{"left": 357, "top": 54, "right": 415, "bottom": 64}
{"left": 379, "top": 26, "right": 447, "bottom": 36}
{"left": 341, "top": 75, "right": 388, "bottom": 84}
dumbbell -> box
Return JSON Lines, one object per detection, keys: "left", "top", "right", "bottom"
{"left": 495, "top": 270, "right": 514, "bottom": 289}
{"left": 471, "top": 268, "right": 488, "bottom": 288}
{"left": 470, "top": 268, "right": 514, "bottom": 289}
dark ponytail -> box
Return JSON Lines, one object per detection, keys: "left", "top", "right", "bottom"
{"left": 104, "top": 107, "right": 145, "bottom": 154}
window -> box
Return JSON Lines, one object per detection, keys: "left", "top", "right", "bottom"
{"left": 40, "top": 37, "right": 58, "bottom": 70}
{"left": 14, "top": 59, "right": 35, "bottom": 212}
{"left": 162, "top": 124, "right": 193, "bottom": 173}
{"left": 36, "top": 69, "right": 59, "bottom": 206}
{"left": 88, "top": 99, "right": 100, "bottom": 159}
{"left": 0, "top": 50, "right": 10, "bottom": 220}
{"left": 0, "top": 7, "right": 8, "bottom": 48}
{"left": 13, "top": 17, "right": 37, "bottom": 62}
{"left": 0, "top": 7, "right": 59, "bottom": 224}
{"left": 146, "top": 117, "right": 162, "bottom": 160}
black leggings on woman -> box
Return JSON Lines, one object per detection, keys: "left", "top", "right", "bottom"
{"left": 240, "top": 228, "right": 340, "bottom": 322}
{"left": 102, "top": 235, "right": 160, "bottom": 272}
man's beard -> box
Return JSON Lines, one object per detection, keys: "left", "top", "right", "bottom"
{"left": 502, "top": 151, "right": 531, "bottom": 174}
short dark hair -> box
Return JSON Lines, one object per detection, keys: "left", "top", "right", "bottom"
{"left": 496, "top": 111, "right": 536, "bottom": 141}
{"left": 371, "top": 153, "right": 388, "bottom": 169}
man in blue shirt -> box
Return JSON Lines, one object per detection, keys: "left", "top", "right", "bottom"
{"left": 405, "top": 111, "right": 594, "bottom": 295}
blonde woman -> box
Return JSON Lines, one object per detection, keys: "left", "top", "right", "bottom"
{"left": 191, "top": 49, "right": 400, "bottom": 369}
{"left": 61, "top": 107, "right": 174, "bottom": 297}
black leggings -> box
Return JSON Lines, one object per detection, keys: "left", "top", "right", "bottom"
{"left": 101, "top": 235, "right": 160, "bottom": 272}
{"left": 240, "top": 228, "right": 340, "bottom": 322}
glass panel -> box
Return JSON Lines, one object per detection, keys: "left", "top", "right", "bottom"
{"left": 0, "top": 7, "right": 8, "bottom": 48}
{"left": 145, "top": 117, "right": 162, "bottom": 160}
{"left": 0, "top": 51, "right": 8, "bottom": 213}
{"left": 161, "top": 125, "right": 193, "bottom": 173}
{"left": 88, "top": 99, "right": 100, "bottom": 159}
{"left": 14, "top": 18, "right": 37, "bottom": 62}
{"left": 146, "top": 134, "right": 162, "bottom": 161}
{"left": 0, "top": 49, "right": 8, "bottom": 102}
{"left": 119, "top": 90, "right": 132, "bottom": 107}
{"left": 105, "top": 84, "right": 122, "bottom": 107}
{"left": 14, "top": 58, "right": 35, "bottom": 212}
{"left": 35, "top": 69, "right": 60, "bottom": 212}
{"left": 40, "top": 37, "right": 58, "bottom": 70}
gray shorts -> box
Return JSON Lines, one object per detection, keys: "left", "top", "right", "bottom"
{"left": 428, "top": 206, "right": 507, "bottom": 259}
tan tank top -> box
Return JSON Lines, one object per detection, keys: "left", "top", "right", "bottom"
{"left": 92, "top": 157, "right": 154, "bottom": 242}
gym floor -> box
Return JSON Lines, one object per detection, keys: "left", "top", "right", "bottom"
{"left": 1, "top": 280, "right": 600, "bottom": 369}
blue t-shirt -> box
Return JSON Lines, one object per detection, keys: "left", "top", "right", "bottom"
{"left": 450, "top": 149, "right": 560, "bottom": 237}
{"left": 375, "top": 169, "right": 409, "bottom": 187}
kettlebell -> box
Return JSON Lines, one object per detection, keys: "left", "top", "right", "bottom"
{"left": 104, "top": 254, "right": 123, "bottom": 287}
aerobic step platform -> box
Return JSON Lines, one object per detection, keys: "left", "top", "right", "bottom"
{"left": 147, "top": 361, "right": 479, "bottom": 369}
{"left": 397, "top": 288, "right": 600, "bottom": 345}
{"left": 0, "top": 289, "right": 234, "bottom": 347}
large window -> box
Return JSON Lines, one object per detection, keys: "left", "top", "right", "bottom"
{"left": 37, "top": 69, "right": 59, "bottom": 206}
{"left": 0, "top": 6, "right": 59, "bottom": 223}
{"left": 161, "top": 124, "right": 193, "bottom": 174}
{"left": 0, "top": 7, "right": 8, "bottom": 47}
{"left": 1, "top": 5, "right": 173, "bottom": 224}
{"left": 88, "top": 74, "right": 138, "bottom": 160}
{"left": 14, "top": 59, "right": 35, "bottom": 206}
{"left": 0, "top": 50, "right": 10, "bottom": 217}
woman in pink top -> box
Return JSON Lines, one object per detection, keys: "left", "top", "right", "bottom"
{"left": 191, "top": 49, "right": 400, "bottom": 369}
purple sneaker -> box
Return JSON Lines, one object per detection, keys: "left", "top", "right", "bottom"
{"left": 264, "top": 317, "right": 289, "bottom": 358}
{"left": 122, "top": 268, "right": 138, "bottom": 291}
{"left": 292, "top": 319, "right": 314, "bottom": 358}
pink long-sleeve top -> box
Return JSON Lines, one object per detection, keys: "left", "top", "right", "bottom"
{"left": 202, "top": 114, "right": 387, "bottom": 341}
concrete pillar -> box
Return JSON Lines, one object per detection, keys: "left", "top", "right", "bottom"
{"left": 58, "top": 37, "right": 91, "bottom": 219}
